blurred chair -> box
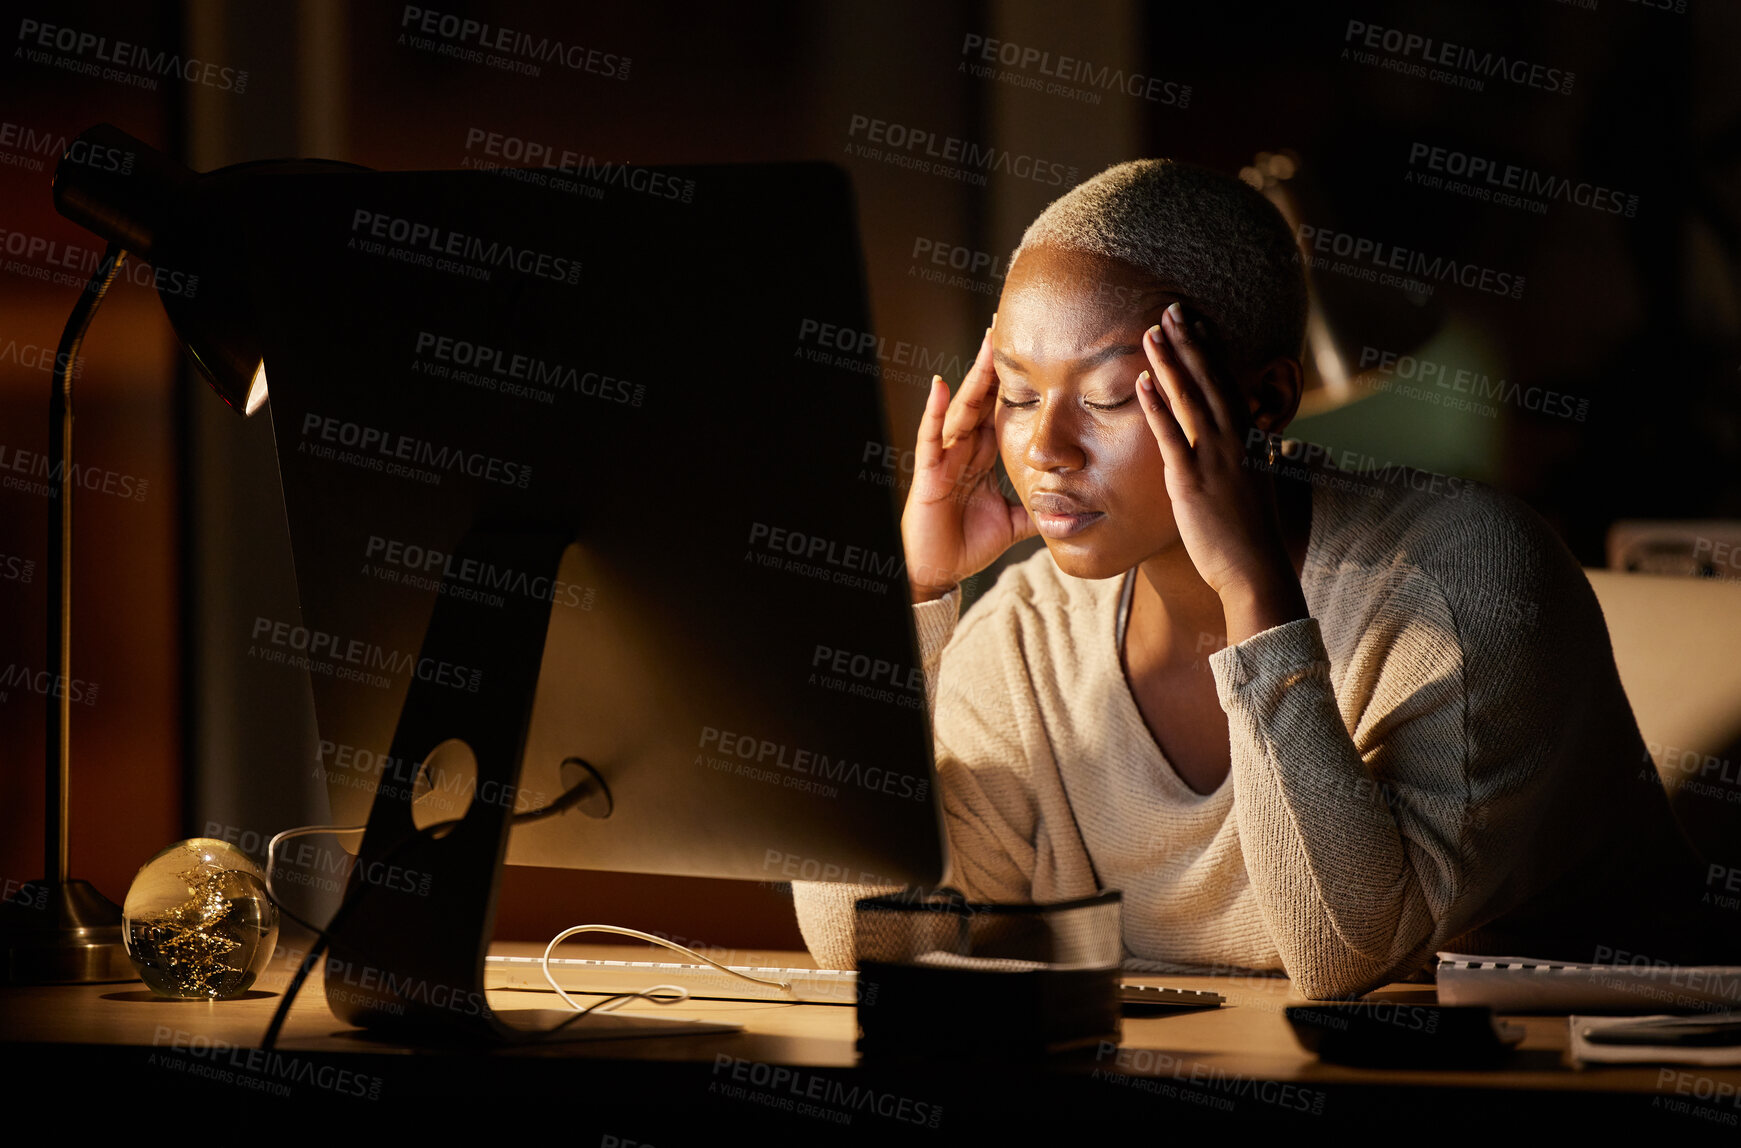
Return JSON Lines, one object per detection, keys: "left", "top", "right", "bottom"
{"left": 1587, "top": 554, "right": 1741, "bottom": 872}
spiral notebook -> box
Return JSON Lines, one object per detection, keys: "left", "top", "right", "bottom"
{"left": 1435, "top": 952, "right": 1741, "bottom": 1014}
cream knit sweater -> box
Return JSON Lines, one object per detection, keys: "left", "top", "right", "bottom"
{"left": 792, "top": 464, "right": 1716, "bottom": 998}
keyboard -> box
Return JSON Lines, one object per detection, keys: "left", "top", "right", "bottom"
{"left": 1120, "top": 982, "right": 1225, "bottom": 1008}
{"left": 485, "top": 954, "right": 1224, "bottom": 1009}
{"left": 487, "top": 955, "right": 861, "bottom": 1004}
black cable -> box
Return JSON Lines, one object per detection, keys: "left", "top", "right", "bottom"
{"left": 259, "top": 776, "right": 603, "bottom": 1049}
{"left": 258, "top": 930, "right": 328, "bottom": 1051}
{"left": 260, "top": 815, "right": 459, "bottom": 1050}
{"left": 539, "top": 988, "right": 685, "bottom": 1038}
{"left": 261, "top": 776, "right": 599, "bottom": 936}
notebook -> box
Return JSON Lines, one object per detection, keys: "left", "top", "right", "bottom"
{"left": 1435, "top": 951, "right": 1741, "bottom": 1014}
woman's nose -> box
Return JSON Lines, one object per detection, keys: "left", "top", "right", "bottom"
{"left": 1020, "top": 400, "right": 1086, "bottom": 473}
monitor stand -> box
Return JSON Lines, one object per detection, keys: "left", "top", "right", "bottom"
{"left": 319, "top": 527, "right": 738, "bottom": 1044}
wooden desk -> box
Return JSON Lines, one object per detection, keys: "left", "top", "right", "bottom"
{"left": 4, "top": 944, "right": 1737, "bottom": 1138}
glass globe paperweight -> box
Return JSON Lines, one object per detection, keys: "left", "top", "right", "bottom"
{"left": 122, "top": 838, "right": 279, "bottom": 999}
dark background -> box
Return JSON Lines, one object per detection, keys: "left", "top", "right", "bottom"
{"left": 2, "top": 0, "right": 1736, "bottom": 955}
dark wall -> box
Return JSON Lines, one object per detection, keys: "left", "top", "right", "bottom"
{"left": 3, "top": 0, "right": 1737, "bottom": 954}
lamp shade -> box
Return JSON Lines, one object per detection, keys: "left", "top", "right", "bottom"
{"left": 51, "top": 124, "right": 365, "bottom": 415}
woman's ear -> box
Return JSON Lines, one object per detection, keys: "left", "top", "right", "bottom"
{"left": 1244, "top": 357, "right": 1304, "bottom": 435}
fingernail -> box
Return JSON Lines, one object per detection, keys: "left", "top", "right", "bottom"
{"left": 991, "top": 312, "right": 998, "bottom": 327}
{"left": 1167, "top": 302, "right": 1184, "bottom": 325}
{"left": 1146, "top": 324, "right": 1163, "bottom": 344}
{"left": 1137, "top": 370, "right": 1152, "bottom": 391}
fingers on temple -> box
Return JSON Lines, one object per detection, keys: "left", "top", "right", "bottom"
{"left": 1149, "top": 322, "right": 1215, "bottom": 444}
{"left": 942, "top": 327, "right": 997, "bottom": 446}
{"left": 966, "top": 420, "right": 998, "bottom": 477}
{"left": 1165, "top": 309, "right": 1230, "bottom": 429}
{"left": 914, "top": 374, "right": 949, "bottom": 470}
{"left": 1138, "top": 369, "right": 1190, "bottom": 461}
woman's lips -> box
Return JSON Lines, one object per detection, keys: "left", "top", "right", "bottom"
{"left": 1028, "top": 491, "right": 1103, "bottom": 539}
{"left": 1031, "top": 510, "right": 1105, "bottom": 539}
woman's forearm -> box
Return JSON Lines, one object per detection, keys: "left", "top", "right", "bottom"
{"left": 1218, "top": 566, "right": 1311, "bottom": 647}
{"left": 1211, "top": 615, "right": 1466, "bottom": 998}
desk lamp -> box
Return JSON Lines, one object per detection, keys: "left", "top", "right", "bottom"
{"left": 0, "top": 125, "right": 359, "bottom": 984}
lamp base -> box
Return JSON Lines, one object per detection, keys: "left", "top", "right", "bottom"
{"left": 0, "top": 878, "right": 138, "bottom": 984}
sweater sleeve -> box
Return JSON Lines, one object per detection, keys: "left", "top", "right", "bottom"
{"left": 1209, "top": 564, "right": 1492, "bottom": 1000}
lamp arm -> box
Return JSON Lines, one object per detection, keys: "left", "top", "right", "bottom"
{"left": 47, "top": 241, "right": 127, "bottom": 883}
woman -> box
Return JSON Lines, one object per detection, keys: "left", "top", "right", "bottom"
{"left": 793, "top": 159, "right": 1723, "bottom": 998}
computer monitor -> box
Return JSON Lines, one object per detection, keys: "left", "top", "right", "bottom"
{"left": 221, "top": 159, "right": 946, "bottom": 1039}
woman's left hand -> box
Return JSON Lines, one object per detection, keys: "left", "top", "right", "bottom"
{"left": 1136, "top": 302, "right": 1308, "bottom": 644}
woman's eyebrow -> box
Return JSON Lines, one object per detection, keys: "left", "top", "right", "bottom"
{"left": 994, "top": 342, "right": 1141, "bottom": 375}
{"left": 1075, "top": 342, "right": 1143, "bottom": 370}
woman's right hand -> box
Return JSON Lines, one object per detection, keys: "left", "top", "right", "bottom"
{"left": 902, "top": 320, "right": 1037, "bottom": 603}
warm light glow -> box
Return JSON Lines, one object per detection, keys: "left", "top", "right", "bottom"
{"left": 244, "top": 361, "right": 269, "bottom": 415}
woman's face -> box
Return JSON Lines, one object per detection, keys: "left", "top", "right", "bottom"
{"left": 991, "top": 247, "right": 1195, "bottom": 581}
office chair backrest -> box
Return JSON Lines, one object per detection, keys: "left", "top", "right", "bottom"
{"left": 1585, "top": 569, "right": 1741, "bottom": 870}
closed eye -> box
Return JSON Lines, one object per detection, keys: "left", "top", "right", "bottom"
{"left": 999, "top": 395, "right": 1135, "bottom": 410}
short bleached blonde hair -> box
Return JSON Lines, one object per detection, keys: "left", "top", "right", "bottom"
{"left": 1013, "top": 159, "right": 1307, "bottom": 371}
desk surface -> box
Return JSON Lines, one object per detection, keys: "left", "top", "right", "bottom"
{"left": 5, "top": 943, "right": 1737, "bottom": 1134}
